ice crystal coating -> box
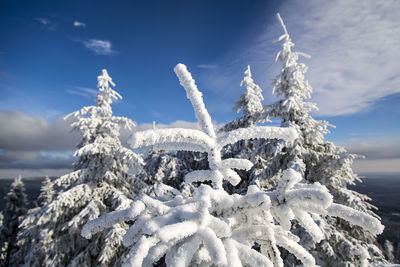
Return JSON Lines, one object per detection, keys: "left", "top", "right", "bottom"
{"left": 14, "top": 69, "right": 143, "bottom": 267}
{"left": 83, "top": 63, "right": 383, "bottom": 267}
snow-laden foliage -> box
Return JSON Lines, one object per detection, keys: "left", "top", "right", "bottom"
{"left": 82, "top": 63, "right": 383, "bottom": 267}
{"left": 13, "top": 70, "right": 143, "bottom": 267}
{"left": 222, "top": 65, "right": 264, "bottom": 132}
{"left": 384, "top": 240, "right": 395, "bottom": 263}
{"left": 129, "top": 63, "right": 297, "bottom": 190}
{"left": 0, "top": 176, "right": 28, "bottom": 266}
{"left": 140, "top": 150, "right": 208, "bottom": 192}
{"left": 38, "top": 176, "right": 55, "bottom": 206}
{"left": 218, "top": 64, "right": 284, "bottom": 192}
{"left": 259, "top": 14, "right": 387, "bottom": 266}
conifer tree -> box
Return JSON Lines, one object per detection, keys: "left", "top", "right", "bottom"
{"left": 384, "top": 240, "right": 395, "bottom": 263}
{"left": 0, "top": 212, "right": 3, "bottom": 262}
{"left": 142, "top": 149, "right": 209, "bottom": 193}
{"left": 220, "top": 66, "right": 284, "bottom": 192}
{"left": 14, "top": 69, "right": 143, "bottom": 266}
{"left": 222, "top": 65, "right": 264, "bottom": 132}
{"left": 262, "top": 13, "right": 386, "bottom": 266}
{"left": 0, "top": 176, "right": 28, "bottom": 267}
{"left": 82, "top": 63, "right": 383, "bottom": 267}
{"left": 38, "top": 176, "right": 55, "bottom": 206}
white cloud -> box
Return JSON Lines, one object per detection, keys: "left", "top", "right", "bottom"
{"left": 257, "top": 0, "right": 400, "bottom": 116}
{"left": 67, "top": 86, "right": 98, "bottom": 99}
{"left": 82, "top": 39, "right": 116, "bottom": 55}
{"left": 0, "top": 110, "right": 78, "bottom": 178}
{"left": 201, "top": 0, "right": 400, "bottom": 117}
{"left": 0, "top": 110, "right": 78, "bottom": 151}
{"left": 35, "top": 17, "right": 51, "bottom": 25}
{"left": 35, "top": 17, "right": 57, "bottom": 31}
{"left": 73, "top": 20, "right": 86, "bottom": 27}
{"left": 197, "top": 64, "right": 218, "bottom": 70}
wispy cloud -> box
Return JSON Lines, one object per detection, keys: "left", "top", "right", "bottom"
{"left": 73, "top": 20, "right": 86, "bottom": 27}
{"left": 35, "top": 17, "right": 57, "bottom": 31}
{"left": 67, "top": 86, "right": 98, "bottom": 99}
{"left": 82, "top": 39, "right": 116, "bottom": 55}
{"left": 197, "top": 64, "right": 218, "bottom": 70}
{"left": 252, "top": 0, "right": 400, "bottom": 116}
{"left": 200, "top": 0, "right": 400, "bottom": 117}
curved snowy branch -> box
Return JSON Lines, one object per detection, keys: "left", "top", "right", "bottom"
{"left": 327, "top": 203, "right": 384, "bottom": 235}
{"left": 128, "top": 128, "right": 215, "bottom": 151}
{"left": 82, "top": 201, "right": 145, "bottom": 239}
{"left": 147, "top": 142, "right": 207, "bottom": 153}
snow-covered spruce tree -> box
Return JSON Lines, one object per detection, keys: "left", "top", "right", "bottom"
{"left": 0, "top": 212, "right": 4, "bottom": 263}
{"left": 222, "top": 65, "right": 264, "bottom": 132}
{"left": 0, "top": 176, "right": 28, "bottom": 267}
{"left": 14, "top": 174, "right": 56, "bottom": 262}
{"left": 384, "top": 240, "right": 395, "bottom": 263}
{"left": 220, "top": 65, "right": 285, "bottom": 193}
{"left": 38, "top": 176, "right": 55, "bottom": 206}
{"left": 14, "top": 69, "right": 143, "bottom": 267}
{"left": 260, "top": 13, "right": 386, "bottom": 266}
{"left": 81, "top": 63, "right": 383, "bottom": 267}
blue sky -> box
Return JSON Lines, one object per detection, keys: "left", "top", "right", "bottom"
{"left": 0, "top": 0, "right": 399, "bottom": 178}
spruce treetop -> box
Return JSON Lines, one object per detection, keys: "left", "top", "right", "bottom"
{"left": 234, "top": 65, "right": 264, "bottom": 118}
{"left": 267, "top": 14, "right": 317, "bottom": 126}
{"left": 221, "top": 65, "right": 265, "bottom": 131}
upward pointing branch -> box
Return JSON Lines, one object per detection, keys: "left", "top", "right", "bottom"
{"left": 276, "top": 13, "right": 288, "bottom": 35}
{"left": 174, "top": 63, "right": 216, "bottom": 138}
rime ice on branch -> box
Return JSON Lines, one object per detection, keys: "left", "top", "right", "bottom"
{"left": 83, "top": 64, "right": 383, "bottom": 267}
{"left": 263, "top": 13, "right": 386, "bottom": 266}
{"left": 14, "top": 69, "right": 143, "bottom": 267}
{"left": 222, "top": 65, "right": 265, "bottom": 131}
{"left": 129, "top": 63, "right": 297, "bottom": 190}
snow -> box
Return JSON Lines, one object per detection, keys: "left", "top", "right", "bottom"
{"left": 14, "top": 69, "right": 143, "bottom": 266}
{"left": 327, "top": 203, "right": 384, "bottom": 235}
{"left": 7, "top": 12, "right": 389, "bottom": 267}
{"left": 174, "top": 63, "right": 216, "bottom": 138}
{"left": 78, "top": 61, "right": 385, "bottom": 267}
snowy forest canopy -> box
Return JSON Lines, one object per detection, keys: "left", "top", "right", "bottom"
{"left": 0, "top": 13, "right": 397, "bottom": 267}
